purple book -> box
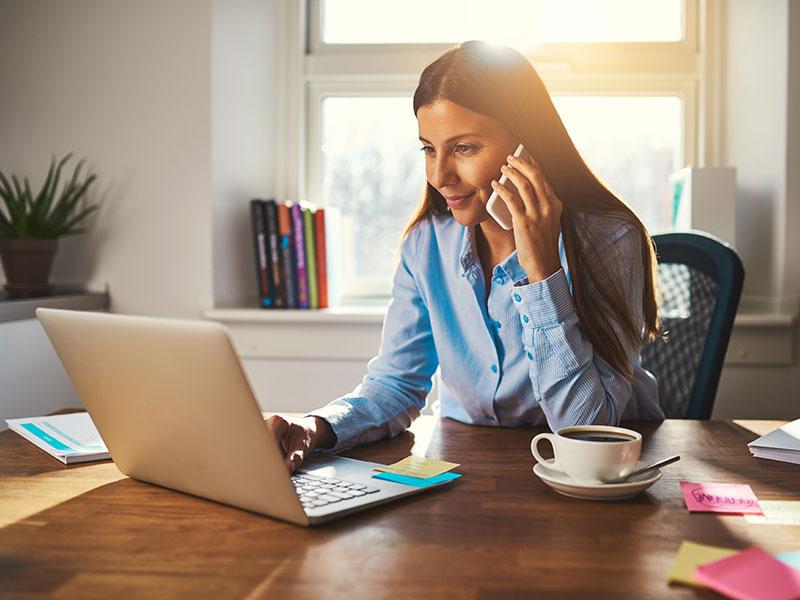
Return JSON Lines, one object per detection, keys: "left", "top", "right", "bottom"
{"left": 290, "top": 203, "right": 309, "bottom": 308}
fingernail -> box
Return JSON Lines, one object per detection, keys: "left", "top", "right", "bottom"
{"left": 507, "top": 155, "right": 516, "bottom": 162}
{"left": 491, "top": 180, "right": 498, "bottom": 187}
{"left": 500, "top": 165, "right": 508, "bottom": 172}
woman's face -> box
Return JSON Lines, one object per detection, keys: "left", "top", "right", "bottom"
{"left": 417, "top": 99, "right": 516, "bottom": 227}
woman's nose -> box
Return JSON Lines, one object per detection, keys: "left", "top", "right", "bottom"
{"left": 429, "top": 155, "right": 458, "bottom": 189}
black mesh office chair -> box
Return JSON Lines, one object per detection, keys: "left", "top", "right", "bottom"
{"left": 640, "top": 231, "right": 744, "bottom": 419}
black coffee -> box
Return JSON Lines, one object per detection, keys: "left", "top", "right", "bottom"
{"left": 562, "top": 432, "right": 634, "bottom": 443}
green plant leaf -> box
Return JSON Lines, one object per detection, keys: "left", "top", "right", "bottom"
{"left": 47, "top": 173, "right": 98, "bottom": 234}
{"left": 0, "top": 208, "right": 13, "bottom": 236}
{"left": 30, "top": 156, "right": 57, "bottom": 229}
{"left": 23, "top": 176, "right": 38, "bottom": 235}
{"left": 47, "top": 158, "right": 88, "bottom": 230}
{"left": 0, "top": 170, "right": 20, "bottom": 214}
{"left": 56, "top": 204, "right": 99, "bottom": 236}
{"left": 23, "top": 177, "right": 34, "bottom": 210}
{"left": 0, "top": 154, "right": 98, "bottom": 239}
{"left": 0, "top": 171, "right": 22, "bottom": 226}
{"left": 10, "top": 175, "right": 28, "bottom": 236}
{"left": 38, "top": 154, "right": 74, "bottom": 233}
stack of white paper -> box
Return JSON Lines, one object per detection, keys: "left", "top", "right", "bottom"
{"left": 748, "top": 418, "right": 800, "bottom": 465}
{"left": 5, "top": 412, "right": 110, "bottom": 464}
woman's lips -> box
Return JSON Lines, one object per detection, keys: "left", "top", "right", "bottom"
{"left": 444, "top": 191, "right": 475, "bottom": 208}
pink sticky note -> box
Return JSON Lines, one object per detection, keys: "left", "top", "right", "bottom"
{"left": 680, "top": 481, "right": 763, "bottom": 514}
{"left": 695, "top": 548, "right": 800, "bottom": 600}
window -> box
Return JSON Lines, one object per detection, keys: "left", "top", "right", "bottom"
{"left": 321, "top": 97, "right": 425, "bottom": 295}
{"left": 321, "top": 0, "right": 683, "bottom": 44}
{"left": 301, "top": 0, "right": 704, "bottom": 302}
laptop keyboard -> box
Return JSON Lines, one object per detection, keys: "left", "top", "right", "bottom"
{"left": 291, "top": 472, "right": 380, "bottom": 510}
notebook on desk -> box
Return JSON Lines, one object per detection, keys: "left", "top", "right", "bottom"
{"left": 748, "top": 418, "right": 800, "bottom": 465}
{"left": 35, "top": 308, "right": 456, "bottom": 526}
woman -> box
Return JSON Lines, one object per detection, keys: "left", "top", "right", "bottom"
{"left": 268, "top": 41, "right": 664, "bottom": 471}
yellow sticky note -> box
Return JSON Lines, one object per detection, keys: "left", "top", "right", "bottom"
{"left": 374, "top": 455, "right": 459, "bottom": 479}
{"left": 667, "top": 541, "right": 738, "bottom": 587}
{"left": 744, "top": 500, "right": 800, "bottom": 525}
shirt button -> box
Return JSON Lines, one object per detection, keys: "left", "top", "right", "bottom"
{"left": 493, "top": 320, "right": 502, "bottom": 329}
{"left": 490, "top": 364, "right": 498, "bottom": 373}
{"left": 527, "top": 351, "right": 533, "bottom": 360}
{"left": 493, "top": 276, "right": 504, "bottom": 285}
{"left": 513, "top": 293, "right": 522, "bottom": 302}
{"left": 523, "top": 315, "right": 529, "bottom": 323}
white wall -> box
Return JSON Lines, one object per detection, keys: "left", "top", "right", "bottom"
{"left": 0, "top": 320, "right": 82, "bottom": 424}
{"left": 785, "top": 0, "right": 800, "bottom": 302}
{"left": 712, "top": 0, "right": 800, "bottom": 419}
{"left": 722, "top": 0, "right": 789, "bottom": 299}
{"left": 211, "top": 0, "right": 287, "bottom": 307}
{"left": 0, "top": 0, "right": 214, "bottom": 318}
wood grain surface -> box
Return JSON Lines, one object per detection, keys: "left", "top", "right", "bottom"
{"left": 0, "top": 416, "right": 796, "bottom": 599}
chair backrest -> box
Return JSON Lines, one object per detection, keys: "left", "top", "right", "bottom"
{"left": 639, "top": 231, "right": 744, "bottom": 419}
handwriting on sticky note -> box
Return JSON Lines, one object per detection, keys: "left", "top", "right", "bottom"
{"left": 680, "top": 482, "right": 763, "bottom": 514}
{"left": 694, "top": 548, "right": 800, "bottom": 600}
{"left": 744, "top": 500, "right": 800, "bottom": 525}
{"left": 667, "top": 541, "right": 739, "bottom": 587}
{"left": 373, "top": 455, "right": 459, "bottom": 479}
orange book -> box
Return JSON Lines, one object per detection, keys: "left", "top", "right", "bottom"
{"left": 314, "top": 208, "right": 328, "bottom": 309}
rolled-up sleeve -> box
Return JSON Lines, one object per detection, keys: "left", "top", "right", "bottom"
{"left": 307, "top": 229, "right": 439, "bottom": 452}
{"left": 512, "top": 226, "right": 645, "bottom": 430}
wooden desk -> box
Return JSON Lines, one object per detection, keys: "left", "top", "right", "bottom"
{"left": 0, "top": 417, "right": 796, "bottom": 598}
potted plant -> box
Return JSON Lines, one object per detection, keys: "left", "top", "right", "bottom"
{"left": 0, "top": 153, "right": 98, "bottom": 298}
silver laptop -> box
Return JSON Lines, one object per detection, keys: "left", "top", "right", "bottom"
{"left": 36, "top": 308, "right": 454, "bottom": 526}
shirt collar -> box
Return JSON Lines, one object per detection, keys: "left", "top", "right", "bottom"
{"left": 458, "top": 225, "right": 570, "bottom": 290}
{"left": 458, "top": 225, "right": 477, "bottom": 274}
{"left": 497, "top": 250, "right": 528, "bottom": 284}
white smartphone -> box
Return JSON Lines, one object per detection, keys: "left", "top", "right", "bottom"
{"left": 486, "top": 143, "right": 525, "bottom": 230}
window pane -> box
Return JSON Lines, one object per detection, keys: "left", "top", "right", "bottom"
{"left": 552, "top": 95, "right": 683, "bottom": 233}
{"left": 320, "top": 95, "right": 682, "bottom": 299}
{"left": 321, "top": 97, "right": 425, "bottom": 296}
{"left": 323, "top": 0, "right": 682, "bottom": 44}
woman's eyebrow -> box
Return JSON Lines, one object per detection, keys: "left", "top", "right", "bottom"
{"left": 418, "top": 133, "right": 484, "bottom": 144}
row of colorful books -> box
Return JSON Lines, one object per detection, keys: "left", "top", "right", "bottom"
{"left": 250, "top": 199, "right": 328, "bottom": 309}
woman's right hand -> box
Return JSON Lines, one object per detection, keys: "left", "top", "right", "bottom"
{"left": 265, "top": 414, "right": 335, "bottom": 471}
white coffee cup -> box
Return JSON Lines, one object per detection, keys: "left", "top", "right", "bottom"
{"left": 531, "top": 425, "right": 642, "bottom": 484}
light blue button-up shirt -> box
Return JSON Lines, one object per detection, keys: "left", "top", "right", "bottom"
{"left": 309, "top": 213, "right": 664, "bottom": 452}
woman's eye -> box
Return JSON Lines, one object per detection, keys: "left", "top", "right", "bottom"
{"left": 455, "top": 144, "right": 478, "bottom": 155}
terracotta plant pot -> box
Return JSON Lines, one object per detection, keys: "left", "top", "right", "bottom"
{"left": 0, "top": 237, "right": 59, "bottom": 298}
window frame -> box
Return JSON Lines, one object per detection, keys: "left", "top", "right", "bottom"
{"left": 293, "top": 0, "right": 712, "bottom": 302}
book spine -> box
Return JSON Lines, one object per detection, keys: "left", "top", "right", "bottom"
{"left": 249, "top": 199, "right": 273, "bottom": 308}
{"left": 277, "top": 202, "right": 297, "bottom": 308}
{"left": 304, "top": 207, "right": 318, "bottom": 309}
{"left": 291, "top": 203, "right": 309, "bottom": 308}
{"left": 314, "top": 207, "right": 328, "bottom": 309}
{"left": 264, "top": 199, "right": 285, "bottom": 308}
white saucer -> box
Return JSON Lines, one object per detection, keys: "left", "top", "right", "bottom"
{"left": 533, "top": 459, "right": 661, "bottom": 501}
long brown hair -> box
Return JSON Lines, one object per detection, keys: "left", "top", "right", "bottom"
{"left": 407, "top": 41, "right": 660, "bottom": 379}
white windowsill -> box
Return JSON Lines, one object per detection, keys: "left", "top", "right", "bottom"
{"left": 733, "top": 297, "right": 797, "bottom": 327}
{"left": 204, "top": 297, "right": 797, "bottom": 328}
{"left": 205, "top": 305, "right": 387, "bottom": 325}
{"left": 205, "top": 296, "right": 797, "bottom": 367}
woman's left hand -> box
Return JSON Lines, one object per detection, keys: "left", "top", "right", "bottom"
{"left": 490, "top": 153, "right": 563, "bottom": 283}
